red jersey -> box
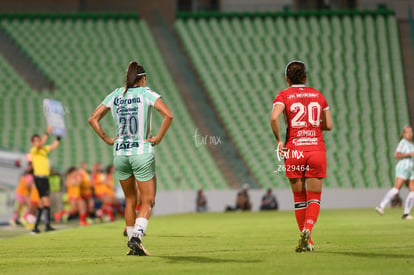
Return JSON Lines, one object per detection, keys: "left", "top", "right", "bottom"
{"left": 273, "top": 85, "right": 329, "bottom": 152}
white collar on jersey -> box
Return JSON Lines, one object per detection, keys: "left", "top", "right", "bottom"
{"left": 291, "top": 84, "right": 306, "bottom": 87}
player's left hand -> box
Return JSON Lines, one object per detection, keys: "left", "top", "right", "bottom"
{"left": 46, "top": 125, "right": 53, "bottom": 134}
{"left": 145, "top": 136, "right": 161, "bottom": 146}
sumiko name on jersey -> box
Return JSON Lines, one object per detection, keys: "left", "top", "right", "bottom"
{"left": 113, "top": 96, "right": 141, "bottom": 106}
{"left": 115, "top": 141, "right": 140, "bottom": 151}
{"left": 297, "top": 130, "right": 316, "bottom": 137}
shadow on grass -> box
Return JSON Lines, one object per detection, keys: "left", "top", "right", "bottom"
{"left": 321, "top": 251, "right": 412, "bottom": 259}
{"left": 154, "top": 235, "right": 215, "bottom": 238}
{"left": 158, "top": 255, "right": 262, "bottom": 264}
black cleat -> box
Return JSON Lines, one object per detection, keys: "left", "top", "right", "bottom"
{"left": 31, "top": 228, "right": 41, "bottom": 235}
{"left": 126, "top": 248, "right": 140, "bottom": 256}
{"left": 45, "top": 225, "right": 56, "bottom": 232}
{"left": 123, "top": 229, "right": 128, "bottom": 237}
{"left": 127, "top": 237, "right": 150, "bottom": 256}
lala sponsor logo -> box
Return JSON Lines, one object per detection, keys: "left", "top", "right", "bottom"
{"left": 115, "top": 141, "right": 139, "bottom": 151}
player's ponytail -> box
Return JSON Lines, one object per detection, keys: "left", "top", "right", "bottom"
{"left": 123, "top": 61, "right": 146, "bottom": 95}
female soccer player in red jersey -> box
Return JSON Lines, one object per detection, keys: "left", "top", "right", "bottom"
{"left": 271, "top": 61, "right": 333, "bottom": 252}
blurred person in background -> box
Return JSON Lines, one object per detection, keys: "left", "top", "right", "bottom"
{"left": 101, "top": 164, "right": 117, "bottom": 222}
{"left": 391, "top": 194, "right": 402, "bottom": 208}
{"left": 260, "top": 188, "right": 279, "bottom": 211}
{"left": 49, "top": 167, "right": 63, "bottom": 222}
{"left": 89, "top": 61, "right": 172, "bottom": 256}
{"left": 55, "top": 167, "right": 89, "bottom": 226}
{"left": 93, "top": 162, "right": 110, "bottom": 221}
{"left": 30, "top": 126, "right": 61, "bottom": 234}
{"left": 376, "top": 126, "right": 414, "bottom": 219}
{"left": 10, "top": 163, "right": 34, "bottom": 226}
{"left": 79, "top": 161, "right": 95, "bottom": 220}
{"left": 196, "top": 188, "right": 208, "bottom": 212}
{"left": 26, "top": 182, "right": 40, "bottom": 229}
{"left": 235, "top": 185, "right": 252, "bottom": 211}
{"left": 271, "top": 61, "right": 333, "bottom": 252}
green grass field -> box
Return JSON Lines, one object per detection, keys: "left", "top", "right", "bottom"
{"left": 0, "top": 208, "right": 413, "bottom": 274}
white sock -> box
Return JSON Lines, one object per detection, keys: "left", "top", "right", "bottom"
{"left": 379, "top": 187, "right": 399, "bottom": 209}
{"left": 133, "top": 217, "right": 148, "bottom": 239}
{"left": 126, "top": 226, "right": 134, "bottom": 241}
{"left": 403, "top": 191, "right": 414, "bottom": 215}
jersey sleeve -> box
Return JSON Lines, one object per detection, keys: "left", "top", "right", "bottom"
{"left": 273, "top": 90, "right": 286, "bottom": 107}
{"left": 395, "top": 140, "right": 405, "bottom": 153}
{"left": 44, "top": 146, "right": 51, "bottom": 153}
{"left": 321, "top": 94, "right": 329, "bottom": 111}
{"left": 145, "top": 87, "right": 161, "bottom": 107}
{"left": 101, "top": 89, "right": 118, "bottom": 108}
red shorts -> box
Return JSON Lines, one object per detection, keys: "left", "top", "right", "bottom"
{"left": 81, "top": 194, "right": 92, "bottom": 200}
{"left": 284, "top": 150, "right": 326, "bottom": 178}
{"left": 69, "top": 196, "right": 82, "bottom": 202}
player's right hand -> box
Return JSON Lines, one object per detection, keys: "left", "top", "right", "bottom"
{"left": 277, "top": 141, "right": 287, "bottom": 156}
{"left": 106, "top": 137, "right": 118, "bottom": 146}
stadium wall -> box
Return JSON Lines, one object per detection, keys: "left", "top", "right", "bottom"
{"left": 218, "top": 0, "right": 412, "bottom": 19}
{"left": 0, "top": 0, "right": 176, "bottom": 24}
{"left": 152, "top": 188, "right": 409, "bottom": 215}
{"left": 0, "top": 187, "right": 408, "bottom": 224}
{"left": 220, "top": 0, "right": 291, "bottom": 12}
{"left": 358, "top": 0, "right": 413, "bottom": 19}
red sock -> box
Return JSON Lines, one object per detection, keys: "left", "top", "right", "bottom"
{"left": 293, "top": 189, "right": 307, "bottom": 232}
{"left": 80, "top": 213, "right": 87, "bottom": 223}
{"left": 114, "top": 203, "right": 124, "bottom": 215}
{"left": 105, "top": 203, "right": 114, "bottom": 221}
{"left": 304, "top": 191, "right": 321, "bottom": 233}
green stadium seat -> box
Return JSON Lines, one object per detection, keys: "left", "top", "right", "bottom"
{"left": 0, "top": 16, "right": 227, "bottom": 191}
{"left": 175, "top": 12, "right": 410, "bottom": 189}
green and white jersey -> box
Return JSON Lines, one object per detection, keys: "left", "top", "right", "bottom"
{"left": 102, "top": 86, "right": 161, "bottom": 156}
{"left": 395, "top": 138, "right": 414, "bottom": 170}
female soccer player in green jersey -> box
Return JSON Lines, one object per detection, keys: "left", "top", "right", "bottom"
{"left": 89, "top": 61, "right": 173, "bottom": 255}
{"left": 376, "top": 126, "right": 414, "bottom": 219}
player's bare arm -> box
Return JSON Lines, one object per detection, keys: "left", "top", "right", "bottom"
{"left": 145, "top": 98, "right": 173, "bottom": 146}
{"left": 321, "top": 109, "right": 333, "bottom": 131}
{"left": 394, "top": 152, "right": 414, "bottom": 159}
{"left": 88, "top": 104, "right": 118, "bottom": 146}
{"left": 270, "top": 104, "right": 286, "bottom": 151}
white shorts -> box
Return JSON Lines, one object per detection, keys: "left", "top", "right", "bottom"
{"left": 395, "top": 165, "right": 414, "bottom": 180}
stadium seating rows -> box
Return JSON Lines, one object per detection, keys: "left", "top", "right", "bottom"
{"left": 0, "top": 11, "right": 410, "bottom": 190}
{"left": 175, "top": 11, "right": 410, "bottom": 188}
{"left": 0, "top": 17, "right": 227, "bottom": 190}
